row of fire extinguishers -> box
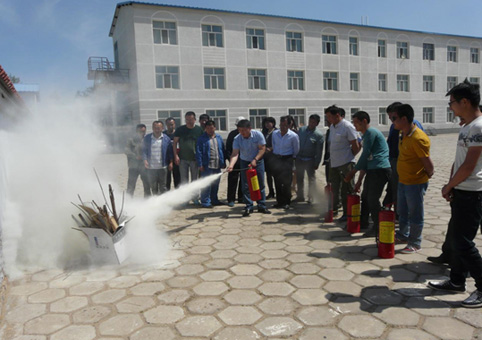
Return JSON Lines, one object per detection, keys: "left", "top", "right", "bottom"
{"left": 324, "top": 184, "right": 395, "bottom": 259}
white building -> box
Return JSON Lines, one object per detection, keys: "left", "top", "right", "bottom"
{"left": 105, "top": 1, "right": 482, "bottom": 135}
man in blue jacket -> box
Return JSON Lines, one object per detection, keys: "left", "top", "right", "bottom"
{"left": 142, "top": 120, "right": 173, "bottom": 195}
{"left": 196, "top": 120, "right": 225, "bottom": 208}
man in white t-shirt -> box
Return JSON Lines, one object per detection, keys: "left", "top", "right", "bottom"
{"left": 428, "top": 79, "right": 482, "bottom": 308}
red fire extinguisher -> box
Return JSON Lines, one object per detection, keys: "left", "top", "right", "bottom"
{"left": 378, "top": 208, "right": 395, "bottom": 259}
{"left": 346, "top": 194, "right": 360, "bottom": 233}
{"left": 246, "top": 166, "right": 262, "bottom": 201}
{"left": 324, "top": 184, "right": 333, "bottom": 222}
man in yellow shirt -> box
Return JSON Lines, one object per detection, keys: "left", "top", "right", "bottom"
{"left": 392, "top": 104, "right": 434, "bottom": 254}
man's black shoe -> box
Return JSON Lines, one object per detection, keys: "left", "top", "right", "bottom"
{"left": 427, "top": 255, "right": 449, "bottom": 265}
{"left": 462, "top": 290, "right": 482, "bottom": 308}
{"left": 258, "top": 208, "right": 271, "bottom": 214}
{"left": 428, "top": 280, "right": 465, "bottom": 293}
{"left": 242, "top": 209, "right": 253, "bottom": 217}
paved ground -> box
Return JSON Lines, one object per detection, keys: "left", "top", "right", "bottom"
{"left": 2, "top": 132, "right": 482, "bottom": 340}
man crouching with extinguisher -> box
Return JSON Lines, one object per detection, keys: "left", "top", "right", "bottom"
{"left": 226, "top": 119, "right": 272, "bottom": 217}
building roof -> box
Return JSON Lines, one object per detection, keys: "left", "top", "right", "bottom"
{"left": 110, "top": 1, "right": 482, "bottom": 40}
{"left": 0, "top": 65, "right": 21, "bottom": 100}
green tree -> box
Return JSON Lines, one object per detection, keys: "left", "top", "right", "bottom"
{"left": 8, "top": 74, "right": 20, "bottom": 83}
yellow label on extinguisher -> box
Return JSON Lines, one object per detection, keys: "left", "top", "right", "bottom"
{"left": 379, "top": 221, "right": 395, "bottom": 243}
{"left": 351, "top": 204, "right": 360, "bottom": 222}
{"left": 250, "top": 175, "right": 260, "bottom": 191}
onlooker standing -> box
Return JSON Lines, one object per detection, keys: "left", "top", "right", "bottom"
{"left": 226, "top": 117, "right": 245, "bottom": 207}
{"left": 262, "top": 117, "right": 277, "bottom": 200}
{"left": 392, "top": 104, "right": 434, "bottom": 254}
{"left": 125, "top": 124, "right": 150, "bottom": 197}
{"left": 295, "top": 114, "right": 324, "bottom": 204}
{"left": 142, "top": 120, "right": 173, "bottom": 195}
{"left": 164, "top": 117, "right": 180, "bottom": 190}
{"left": 344, "top": 111, "right": 391, "bottom": 237}
{"left": 199, "top": 113, "right": 210, "bottom": 131}
{"left": 271, "top": 116, "right": 300, "bottom": 210}
{"left": 429, "top": 80, "right": 482, "bottom": 308}
{"left": 226, "top": 119, "right": 271, "bottom": 216}
{"left": 196, "top": 120, "right": 225, "bottom": 208}
{"left": 325, "top": 105, "right": 361, "bottom": 221}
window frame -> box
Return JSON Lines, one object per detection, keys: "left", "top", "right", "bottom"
{"left": 323, "top": 71, "right": 338, "bottom": 91}
{"left": 377, "top": 39, "right": 386, "bottom": 58}
{"left": 202, "top": 24, "right": 223, "bottom": 47}
{"left": 447, "top": 76, "right": 458, "bottom": 92}
{"left": 153, "top": 21, "right": 177, "bottom": 45}
{"left": 155, "top": 65, "right": 180, "bottom": 89}
{"left": 350, "top": 73, "right": 359, "bottom": 92}
{"left": 349, "top": 37, "right": 359, "bottom": 56}
{"left": 288, "top": 108, "right": 306, "bottom": 127}
{"left": 205, "top": 109, "right": 227, "bottom": 131}
{"left": 378, "top": 73, "right": 387, "bottom": 92}
{"left": 287, "top": 70, "right": 305, "bottom": 90}
{"left": 470, "top": 47, "right": 480, "bottom": 64}
{"left": 397, "top": 74, "right": 410, "bottom": 92}
{"left": 158, "top": 110, "right": 182, "bottom": 127}
{"left": 248, "top": 69, "right": 267, "bottom": 90}
{"left": 286, "top": 31, "right": 303, "bottom": 52}
{"left": 446, "top": 107, "right": 455, "bottom": 123}
{"left": 423, "top": 75, "right": 434, "bottom": 92}
{"left": 396, "top": 41, "right": 409, "bottom": 59}
{"left": 378, "top": 107, "right": 388, "bottom": 126}
{"left": 249, "top": 109, "right": 268, "bottom": 129}
{"left": 447, "top": 45, "right": 457, "bottom": 62}
{"left": 322, "top": 35, "right": 337, "bottom": 54}
{"left": 204, "top": 67, "right": 226, "bottom": 90}
{"left": 423, "top": 107, "right": 434, "bottom": 124}
{"left": 423, "top": 43, "right": 435, "bottom": 61}
{"left": 246, "top": 28, "right": 265, "bottom": 50}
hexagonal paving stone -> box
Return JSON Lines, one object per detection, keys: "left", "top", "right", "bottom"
{"left": 108, "top": 276, "right": 141, "bottom": 288}
{"left": 143, "top": 305, "right": 185, "bottom": 324}
{"left": 176, "top": 316, "right": 222, "bottom": 337}
{"left": 228, "top": 276, "right": 263, "bottom": 289}
{"left": 423, "top": 317, "right": 475, "bottom": 339}
{"left": 213, "top": 327, "right": 261, "bottom": 340}
{"left": 386, "top": 328, "right": 438, "bottom": 340}
{"left": 329, "top": 297, "right": 373, "bottom": 314}
{"left": 116, "top": 296, "right": 156, "bottom": 313}
{"left": 296, "top": 306, "right": 337, "bottom": 326}
{"left": 73, "top": 306, "right": 112, "bottom": 324}
{"left": 323, "top": 281, "right": 362, "bottom": 296}
{"left": 200, "top": 270, "right": 232, "bottom": 281}
{"left": 235, "top": 254, "right": 263, "bottom": 263}
{"left": 405, "top": 297, "right": 451, "bottom": 316}
{"left": 25, "top": 314, "right": 71, "bottom": 335}
{"left": 92, "top": 289, "right": 126, "bottom": 304}
{"left": 319, "top": 268, "right": 354, "bottom": 281}
{"left": 455, "top": 308, "right": 482, "bottom": 327}
{"left": 255, "top": 317, "right": 303, "bottom": 337}
{"left": 292, "top": 289, "right": 329, "bottom": 305}
{"left": 50, "top": 325, "right": 96, "bottom": 340}
{"left": 99, "top": 314, "right": 144, "bottom": 336}
{"left": 129, "top": 282, "right": 165, "bottom": 296}
{"left": 175, "top": 264, "right": 205, "bottom": 275}
{"left": 205, "top": 259, "right": 235, "bottom": 269}
{"left": 31, "top": 269, "right": 64, "bottom": 282}
{"left": 258, "top": 282, "right": 295, "bottom": 296}
{"left": 166, "top": 276, "right": 200, "bottom": 288}
{"left": 338, "top": 315, "right": 386, "bottom": 338}
{"left": 259, "top": 259, "right": 290, "bottom": 269}
{"left": 69, "top": 281, "right": 105, "bottom": 295}
{"left": 193, "top": 282, "right": 229, "bottom": 295}
{"left": 299, "top": 327, "right": 348, "bottom": 340}
{"left": 85, "top": 270, "right": 118, "bottom": 282}
{"left": 141, "top": 270, "right": 174, "bottom": 282}
{"left": 224, "top": 290, "right": 262, "bottom": 305}
{"left": 230, "top": 264, "right": 263, "bottom": 276}
{"left": 130, "top": 326, "right": 176, "bottom": 340}
{"left": 362, "top": 287, "right": 403, "bottom": 305}
{"left": 288, "top": 263, "right": 321, "bottom": 275}
{"left": 5, "top": 304, "right": 47, "bottom": 324}
{"left": 49, "top": 275, "right": 85, "bottom": 288}
{"left": 260, "top": 250, "right": 288, "bottom": 259}
{"left": 290, "top": 275, "right": 325, "bottom": 288}
{"left": 157, "top": 289, "right": 192, "bottom": 304}
{"left": 218, "top": 306, "right": 262, "bottom": 325}
{"left": 375, "top": 307, "right": 420, "bottom": 326}
{"left": 187, "top": 297, "right": 226, "bottom": 314}
{"left": 28, "top": 289, "right": 65, "bottom": 303}
{"left": 10, "top": 282, "right": 48, "bottom": 296}
{"left": 257, "top": 297, "right": 297, "bottom": 315}
{"left": 50, "top": 296, "right": 88, "bottom": 313}
{"left": 259, "top": 270, "right": 293, "bottom": 282}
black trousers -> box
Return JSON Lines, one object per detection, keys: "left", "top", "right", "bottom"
{"left": 166, "top": 163, "right": 181, "bottom": 190}
{"left": 227, "top": 159, "right": 243, "bottom": 203}
{"left": 271, "top": 156, "right": 294, "bottom": 206}
{"left": 127, "top": 165, "right": 150, "bottom": 197}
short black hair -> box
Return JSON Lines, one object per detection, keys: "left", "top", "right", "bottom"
{"left": 165, "top": 117, "right": 175, "bottom": 124}
{"left": 280, "top": 115, "right": 289, "bottom": 123}
{"left": 309, "top": 114, "right": 321, "bottom": 123}
{"left": 262, "top": 116, "right": 276, "bottom": 127}
{"left": 446, "top": 78, "right": 481, "bottom": 108}
{"left": 339, "top": 108, "right": 346, "bottom": 118}
{"left": 325, "top": 105, "right": 340, "bottom": 115}
{"left": 386, "top": 102, "right": 402, "bottom": 113}
{"left": 152, "top": 120, "right": 164, "bottom": 126}
{"left": 352, "top": 111, "right": 370, "bottom": 124}
{"left": 136, "top": 124, "right": 146, "bottom": 130}
{"left": 185, "top": 111, "right": 196, "bottom": 118}
{"left": 236, "top": 119, "right": 251, "bottom": 128}
{"left": 199, "top": 113, "right": 210, "bottom": 121}
{"left": 394, "top": 104, "right": 414, "bottom": 124}
{"left": 205, "top": 120, "right": 216, "bottom": 127}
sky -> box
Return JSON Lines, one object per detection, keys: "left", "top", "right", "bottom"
{"left": 1, "top": 0, "right": 482, "bottom": 99}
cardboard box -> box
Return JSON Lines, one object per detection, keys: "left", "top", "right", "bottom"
{"left": 76, "top": 223, "right": 128, "bottom": 264}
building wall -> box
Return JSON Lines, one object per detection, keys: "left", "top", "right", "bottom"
{"left": 112, "top": 3, "right": 482, "bottom": 134}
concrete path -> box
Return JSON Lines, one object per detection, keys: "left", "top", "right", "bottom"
{"left": 2, "top": 133, "right": 482, "bottom": 340}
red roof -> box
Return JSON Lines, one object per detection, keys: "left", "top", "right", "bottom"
{"left": 0, "top": 64, "right": 21, "bottom": 100}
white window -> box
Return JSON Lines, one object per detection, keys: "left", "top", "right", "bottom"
{"left": 204, "top": 68, "right": 225, "bottom": 89}
{"left": 286, "top": 31, "right": 303, "bottom": 52}
{"left": 202, "top": 24, "right": 223, "bottom": 47}
{"left": 470, "top": 77, "right": 480, "bottom": 84}
{"left": 397, "top": 74, "right": 409, "bottom": 92}
{"left": 153, "top": 21, "right": 177, "bottom": 45}
{"left": 288, "top": 108, "right": 306, "bottom": 127}
{"left": 323, "top": 72, "right": 338, "bottom": 91}
{"left": 248, "top": 69, "right": 267, "bottom": 90}
{"left": 205, "top": 110, "right": 227, "bottom": 131}
{"left": 397, "top": 41, "right": 409, "bottom": 59}
{"left": 471, "top": 48, "right": 480, "bottom": 63}
{"left": 447, "top": 46, "right": 457, "bottom": 62}
{"left": 378, "top": 74, "right": 387, "bottom": 92}
{"left": 287, "top": 70, "right": 304, "bottom": 90}
{"left": 349, "top": 37, "right": 358, "bottom": 56}
{"left": 155, "top": 66, "right": 180, "bottom": 89}
{"left": 447, "top": 108, "right": 455, "bottom": 123}
{"left": 158, "top": 110, "right": 181, "bottom": 127}
{"left": 379, "top": 107, "right": 388, "bottom": 126}
{"left": 423, "top": 107, "right": 434, "bottom": 124}
{"left": 350, "top": 73, "right": 359, "bottom": 91}
{"left": 378, "top": 39, "right": 386, "bottom": 58}
{"left": 423, "top": 75, "right": 434, "bottom": 92}
{"left": 447, "top": 76, "right": 458, "bottom": 91}
{"left": 249, "top": 109, "right": 268, "bottom": 129}
{"left": 246, "top": 28, "right": 265, "bottom": 49}
{"left": 423, "top": 43, "right": 434, "bottom": 60}
{"left": 322, "top": 35, "right": 337, "bottom": 54}
{"left": 350, "top": 108, "right": 360, "bottom": 116}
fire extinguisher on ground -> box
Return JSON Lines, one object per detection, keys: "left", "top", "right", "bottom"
{"left": 246, "top": 166, "right": 262, "bottom": 201}
{"left": 378, "top": 207, "right": 395, "bottom": 259}
{"left": 324, "top": 184, "right": 334, "bottom": 222}
{"left": 346, "top": 194, "right": 361, "bottom": 233}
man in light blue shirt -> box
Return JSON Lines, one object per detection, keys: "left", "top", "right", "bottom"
{"left": 227, "top": 120, "right": 271, "bottom": 216}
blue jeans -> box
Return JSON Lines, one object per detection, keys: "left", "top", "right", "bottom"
{"left": 396, "top": 182, "right": 428, "bottom": 248}
{"left": 240, "top": 159, "right": 266, "bottom": 211}
{"left": 200, "top": 168, "right": 221, "bottom": 207}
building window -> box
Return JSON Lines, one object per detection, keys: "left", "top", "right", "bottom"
{"left": 350, "top": 73, "right": 359, "bottom": 91}
{"left": 447, "top": 76, "right": 458, "bottom": 91}
{"left": 202, "top": 24, "right": 223, "bottom": 47}
{"left": 248, "top": 69, "right": 267, "bottom": 90}
{"left": 423, "top": 107, "right": 434, "bottom": 124}
{"left": 323, "top": 72, "right": 338, "bottom": 91}
{"left": 204, "top": 68, "right": 225, "bottom": 89}
{"left": 246, "top": 28, "right": 265, "bottom": 50}
{"left": 350, "top": 108, "right": 360, "bottom": 116}
{"left": 378, "top": 74, "right": 387, "bottom": 92}
{"left": 287, "top": 70, "right": 304, "bottom": 90}
{"left": 249, "top": 109, "right": 268, "bottom": 129}
{"left": 397, "top": 41, "right": 409, "bottom": 59}
{"left": 155, "top": 66, "right": 180, "bottom": 89}
{"left": 205, "top": 110, "right": 227, "bottom": 130}
{"left": 447, "top": 108, "right": 455, "bottom": 123}
{"left": 379, "top": 108, "right": 388, "bottom": 126}
{"left": 423, "top": 75, "right": 434, "bottom": 92}
{"left": 471, "top": 47, "right": 480, "bottom": 63}
{"left": 158, "top": 110, "right": 182, "bottom": 127}
{"left": 349, "top": 37, "right": 358, "bottom": 56}
{"left": 470, "top": 77, "right": 480, "bottom": 84}
{"left": 447, "top": 46, "right": 457, "bottom": 62}
{"left": 288, "top": 108, "right": 306, "bottom": 127}
{"left": 378, "top": 39, "right": 386, "bottom": 58}
{"left": 423, "top": 43, "right": 434, "bottom": 60}
{"left": 322, "top": 35, "right": 337, "bottom": 54}
{"left": 153, "top": 21, "right": 177, "bottom": 45}
{"left": 397, "top": 74, "right": 409, "bottom": 92}
{"left": 286, "top": 31, "right": 303, "bottom": 52}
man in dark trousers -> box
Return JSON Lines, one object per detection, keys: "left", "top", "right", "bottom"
{"left": 226, "top": 117, "right": 245, "bottom": 207}
{"left": 164, "top": 117, "right": 180, "bottom": 190}
{"left": 125, "top": 124, "right": 150, "bottom": 197}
